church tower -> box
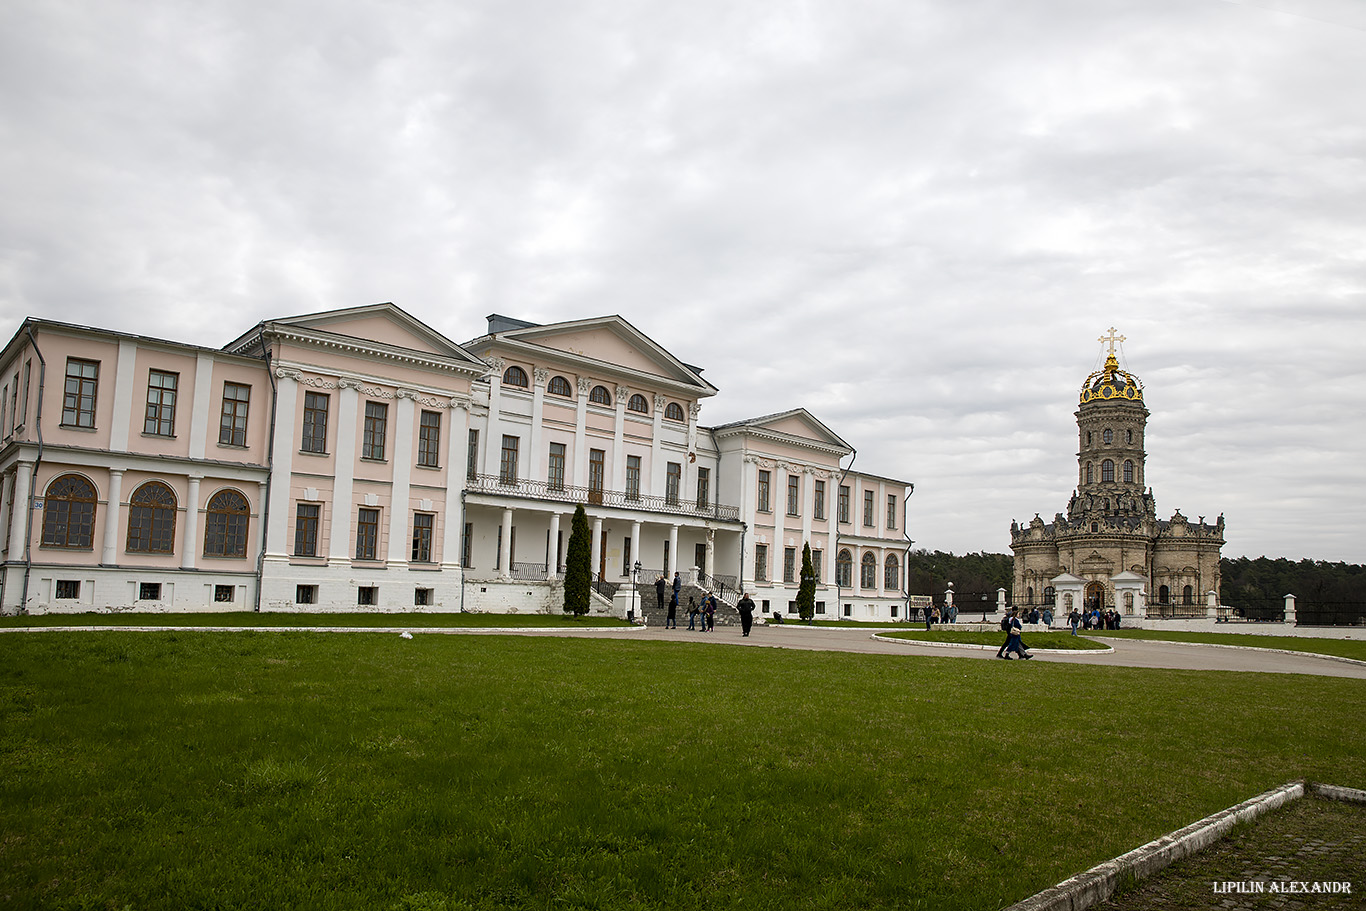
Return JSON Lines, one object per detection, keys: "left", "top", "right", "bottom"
{"left": 1009, "top": 329, "right": 1225, "bottom": 618}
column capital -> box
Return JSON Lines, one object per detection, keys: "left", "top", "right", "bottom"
{"left": 653, "top": 393, "right": 667, "bottom": 411}
{"left": 615, "top": 385, "right": 630, "bottom": 401}
{"left": 577, "top": 375, "right": 593, "bottom": 395}
{"left": 689, "top": 403, "right": 702, "bottom": 419}
{"left": 534, "top": 367, "right": 550, "bottom": 386}
{"left": 486, "top": 356, "right": 506, "bottom": 374}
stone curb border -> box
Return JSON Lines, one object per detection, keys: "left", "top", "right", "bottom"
{"left": 869, "top": 633, "right": 1115, "bottom": 655}
{"left": 1006, "top": 781, "right": 1308, "bottom": 911}
{"left": 1088, "top": 635, "right": 1366, "bottom": 668}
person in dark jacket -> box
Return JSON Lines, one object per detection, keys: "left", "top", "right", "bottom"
{"left": 655, "top": 575, "right": 667, "bottom": 614}
{"left": 666, "top": 589, "right": 678, "bottom": 628}
{"left": 737, "top": 592, "right": 755, "bottom": 637}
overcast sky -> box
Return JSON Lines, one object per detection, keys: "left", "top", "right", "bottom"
{"left": 3, "top": 0, "right": 1363, "bottom": 562}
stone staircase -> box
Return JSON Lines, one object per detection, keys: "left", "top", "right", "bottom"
{"left": 635, "top": 580, "right": 739, "bottom": 628}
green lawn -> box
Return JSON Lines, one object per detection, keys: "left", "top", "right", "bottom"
{"left": 2, "top": 632, "right": 1362, "bottom": 910}
{"left": 1083, "top": 629, "right": 1366, "bottom": 663}
{"left": 877, "top": 629, "right": 1109, "bottom": 650}
{"left": 0, "top": 611, "right": 631, "bottom": 629}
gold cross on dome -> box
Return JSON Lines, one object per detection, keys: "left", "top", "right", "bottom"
{"left": 1098, "top": 327, "right": 1126, "bottom": 355}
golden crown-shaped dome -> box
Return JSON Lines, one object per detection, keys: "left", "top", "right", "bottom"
{"left": 1080, "top": 352, "right": 1143, "bottom": 405}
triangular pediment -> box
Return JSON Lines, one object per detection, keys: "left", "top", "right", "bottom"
{"left": 226, "top": 303, "right": 484, "bottom": 367}
{"left": 472, "top": 315, "right": 715, "bottom": 392}
{"left": 712, "top": 408, "right": 853, "bottom": 455}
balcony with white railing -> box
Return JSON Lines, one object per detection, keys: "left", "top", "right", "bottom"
{"left": 466, "top": 473, "right": 742, "bottom": 523}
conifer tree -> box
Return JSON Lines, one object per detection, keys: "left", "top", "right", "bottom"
{"left": 563, "top": 505, "right": 592, "bottom": 617}
{"left": 797, "top": 542, "right": 817, "bottom": 622}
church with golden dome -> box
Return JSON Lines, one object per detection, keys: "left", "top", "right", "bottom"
{"left": 1009, "top": 329, "right": 1225, "bottom": 618}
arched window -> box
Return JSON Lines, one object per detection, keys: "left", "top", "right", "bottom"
{"left": 1124, "top": 592, "right": 1134, "bottom": 613}
{"left": 1085, "top": 463, "right": 1093, "bottom": 484}
{"left": 1158, "top": 585, "right": 1170, "bottom": 604}
{"left": 1102, "top": 428, "right": 1113, "bottom": 444}
{"left": 884, "top": 553, "right": 900, "bottom": 590}
{"left": 1090, "top": 522, "right": 1099, "bottom": 532}
{"left": 1182, "top": 585, "right": 1193, "bottom": 605}
{"left": 1043, "top": 586, "right": 1056, "bottom": 605}
{"left": 1027, "top": 587, "right": 1035, "bottom": 604}
{"left": 547, "top": 375, "right": 572, "bottom": 397}
{"left": 1063, "top": 593, "right": 1073, "bottom": 609}
{"left": 204, "top": 489, "right": 250, "bottom": 558}
{"left": 589, "top": 385, "right": 612, "bottom": 406}
{"left": 126, "top": 481, "right": 177, "bottom": 554}
{"left": 665, "top": 402, "right": 685, "bottom": 422}
{"left": 627, "top": 394, "right": 649, "bottom": 414}
{"left": 860, "top": 552, "right": 877, "bottom": 589}
{"left": 1085, "top": 431, "right": 1092, "bottom": 447}
{"left": 1123, "top": 460, "right": 1134, "bottom": 483}
{"left": 502, "top": 366, "right": 529, "bottom": 388}
{"left": 41, "top": 474, "right": 97, "bottom": 548}
{"left": 1125, "top": 429, "right": 1133, "bottom": 444}
{"left": 1101, "top": 459, "right": 1115, "bottom": 482}
{"left": 836, "top": 549, "right": 853, "bottom": 588}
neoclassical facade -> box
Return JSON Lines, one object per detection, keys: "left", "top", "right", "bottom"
{"left": 0, "top": 304, "right": 910, "bottom": 616}
{"left": 1009, "top": 331, "right": 1225, "bottom": 616}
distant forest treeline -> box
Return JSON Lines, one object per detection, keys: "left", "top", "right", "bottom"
{"left": 904, "top": 551, "right": 1366, "bottom": 605}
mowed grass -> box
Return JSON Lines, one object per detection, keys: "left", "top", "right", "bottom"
{"left": 876, "top": 630, "right": 1108, "bottom": 650}
{"left": 2, "top": 633, "right": 1363, "bottom": 911}
{"left": 1083, "top": 629, "right": 1366, "bottom": 663}
{"left": 0, "top": 611, "right": 631, "bottom": 629}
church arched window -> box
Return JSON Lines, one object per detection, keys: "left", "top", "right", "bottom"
{"left": 1044, "top": 586, "right": 1055, "bottom": 605}
{"left": 1125, "top": 429, "right": 1133, "bottom": 444}
{"left": 502, "top": 365, "right": 529, "bottom": 388}
{"left": 1158, "top": 585, "right": 1170, "bottom": 604}
{"left": 1102, "top": 428, "right": 1113, "bottom": 444}
{"left": 1101, "top": 459, "right": 1115, "bottom": 482}
{"left": 1123, "top": 460, "right": 1134, "bottom": 483}
{"left": 547, "top": 375, "right": 572, "bottom": 397}
{"left": 1085, "top": 463, "right": 1093, "bottom": 484}
{"left": 1182, "top": 585, "right": 1193, "bottom": 605}
{"left": 1090, "top": 522, "right": 1099, "bottom": 532}
{"left": 1026, "top": 587, "right": 1035, "bottom": 604}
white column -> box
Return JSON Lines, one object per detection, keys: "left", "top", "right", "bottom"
{"left": 650, "top": 394, "right": 665, "bottom": 494}
{"left": 668, "top": 524, "right": 679, "bottom": 575}
{"left": 630, "top": 521, "right": 641, "bottom": 578}
{"left": 704, "top": 527, "right": 715, "bottom": 579}
{"left": 109, "top": 339, "right": 138, "bottom": 452}
{"left": 591, "top": 515, "right": 603, "bottom": 580}
{"left": 188, "top": 353, "right": 215, "bottom": 460}
{"left": 686, "top": 403, "right": 701, "bottom": 491}
{"left": 530, "top": 369, "right": 548, "bottom": 482}
{"left": 9, "top": 462, "right": 32, "bottom": 563}
{"left": 265, "top": 370, "right": 299, "bottom": 558}
{"left": 483, "top": 358, "right": 505, "bottom": 477}
{"left": 573, "top": 377, "right": 590, "bottom": 488}
{"left": 180, "top": 475, "right": 202, "bottom": 569}
{"left": 774, "top": 464, "right": 787, "bottom": 583}
{"left": 547, "top": 512, "right": 561, "bottom": 579}
{"left": 801, "top": 467, "right": 814, "bottom": 549}
{"left": 0, "top": 471, "right": 12, "bottom": 559}
{"left": 611, "top": 386, "right": 628, "bottom": 490}
{"left": 499, "top": 507, "right": 513, "bottom": 579}
{"left": 387, "top": 391, "right": 417, "bottom": 565}
{"left": 328, "top": 380, "right": 360, "bottom": 564}
{"left": 441, "top": 399, "right": 470, "bottom": 570}
{"left": 100, "top": 468, "right": 125, "bottom": 565}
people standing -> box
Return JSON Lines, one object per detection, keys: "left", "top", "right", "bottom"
{"left": 666, "top": 589, "right": 678, "bottom": 629}
{"left": 687, "top": 596, "right": 699, "bottom": 631}
{"left": 737, "top": 591, "right": 755, "bottom": 637}
{"left": 655, "top": 574, "right": 667, "bottom": 615}
{"left": 704, "top": 593, "right": 716, "bottom": 631}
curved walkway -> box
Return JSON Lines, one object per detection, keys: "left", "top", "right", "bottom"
{"left": 6, "top": 623, "right": 1365, "bottom": 679}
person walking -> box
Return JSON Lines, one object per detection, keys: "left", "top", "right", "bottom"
{"left": 704, "top": 593, "right": 716, "bottom": 631}
{"left": 996, "top": 609, "right": 1015, "bottom": 659}
{"left": 666, "top": 589, "right": 678, "bottom": 629}
{"left": 1004, "top": 608, "right": 1032, "bottom": 659}
{"left": 1069, "top": 608, "right": 1080, "bottom": 636}
{"left": 737, "top": 591, "right": 755, "bottom": 637}
{"left": 687, "top": 596, "right": 699, "bottom": 631}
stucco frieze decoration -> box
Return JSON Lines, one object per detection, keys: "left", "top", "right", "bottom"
{"left": 615, "top": 385, "right": 630, "bottom": 400}
{"left": 577, "top": 376, "right": 593, "bottom": 395}
{"left": 275, "top": 367, "right": 303, "bottom": 381}
{"left": 339, "top": 379, "right": 394, "bottom": 399}
{"left": 486, "top": 356, "right": 506, "bottom": 374}
{"left": 653, "top": 394, "right": 666, "bottom": 411}
{"left": 534, "top": 368, "right": 550, "bottom": 386}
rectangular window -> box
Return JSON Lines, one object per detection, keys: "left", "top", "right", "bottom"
{"left": 357, "top": 586, "right": 378, "bottom": 606}
{"left": 363, "top": 401, "right": 388, "bottom": 460}
{"left": 843, "top": 604, "right": 852, "bottom": 617}
{"left": 622, "top": 536, "right": 632, "bottom": 576}
{"left": 356, "top": 507, "right": 380, "bottom": 560}
{"left": 891, "top": 605, "right": 898, "bottom": 618}
{"left": 838, "top": 485, "right": 850, "bottom": 523}
{"left": 755, "top": 544, "right": 768, "bottom": 582}
{"left": 588, "top": 449, "right": 605, "bottom": 502}
{"left": 625, "top": 455, "right": 642, "bottom": 500}
{"left": 295, "top": 584, "right": 317, "bottom": 605}
{"left": 500, "top": 435, "right": 519, "bottom": 484}
{"left": 143, "top": 370, "right": 178, "bottom": 436}
{"left": 8, "top": 373, "right": 15, "bottom": 432}
{"left": 757, "top": 470, "right": 770, "bottom": 512}
{"left": 19, "top": 361, "right": 30, "bottom": 427}
{"left": 294, "top": 503, "right": 320, "bottom": 557}
{"left": 548, "top": 442, "right": 566, "bottom": 490}
{"left": 815, "top": 601, "right": 825, "bottom": 615}
{"left": 462, "top": 522, "right": 473, "bottom": 567}
{"left": 214, "top": 585, "right": 235, "bottom": 603}
{"left": 814, "top": 480, "right": 826, "bottom": 520}
{"left": 411, "top": 513, "right": 434, "bottom": 562}
{"left": 466, "top": 429, "right": 479, "bottom": 480}
{"left": 863, "top": 490, "right": 875, "bottom": 527}
{"left": 887, "top": 494, "right": 897, "bottom": 530}
{"left": 62, "top": 358, "right": 99, "bottom": 428}
{"left": 417, "top": 411, "right": 441, "bottom": 467}
{"left": 415, "top": 588, "right": 433, "bottom": 606}
{"left": 219, "top": 382, "right": 251, "bottom": 447}
{"left": 666, "top": 462, "right": 681, "bottom": 506}
{"left": 787, "top": 475, "right": 800, "bottom": 516}
{"left": 138, "top": 582, "right": 162, "bottom": 601}
{"left": 812, "top": 549, "right": 823, "bottom": 584}
{"left": 2, "top": 387, "right": 8, "bottom": 438}
{"left": 56, "top": 580, "right": 81, "bottom": 600}
{"left": 783, "top": 547, "right": 796, "bottom": 584}
{"left": 302, "top": 392, "right": 329, "bottom": 453}
{"left": 696, "top": 467, "right": 710, "bottom": 509}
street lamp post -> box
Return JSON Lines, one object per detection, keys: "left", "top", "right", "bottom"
{"left": 630, "top": 560, "right": 642, "bottom": 623}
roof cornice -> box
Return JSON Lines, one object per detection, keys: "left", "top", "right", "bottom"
{"left": 472, "top": 336, "right": 716, "bottom": 398}
{"left": 259, "top": 324, "right": 488, "bottom": 377}
{"left": 710, "top": 424, "right": 851, "bottom": 457}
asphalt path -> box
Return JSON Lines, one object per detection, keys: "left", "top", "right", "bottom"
{"left": 7, "top": 623, "right": 1365, "bottom": 678}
